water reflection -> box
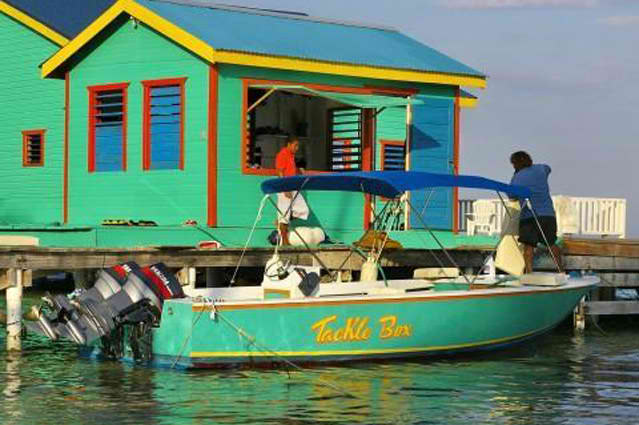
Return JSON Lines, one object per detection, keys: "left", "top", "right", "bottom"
{"left": 1, "top": 295, "right": 638, "bottom": 424}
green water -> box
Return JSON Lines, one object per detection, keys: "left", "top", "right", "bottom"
{"left": 1, "top": 297, "right": 637, "bottom": 424}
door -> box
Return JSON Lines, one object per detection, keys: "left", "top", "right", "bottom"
{"left": 409, "top": 95, "right": 454, "bottom": 230}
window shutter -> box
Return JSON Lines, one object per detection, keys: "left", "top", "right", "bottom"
{"left": 382, "top": 142, "right": 406, "bottom": 171}
{"left": 22, "top": 130, "right": 45, "bottom": 167}
{"left": 329, "top": 108, "right": 363, "bottom": 171}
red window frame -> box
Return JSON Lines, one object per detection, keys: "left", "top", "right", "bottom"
{"left": 88, "top": 82, "right": 129, "bottom": 172}
{"left": 241, "top": 78, "right": 414, "bottom": 176}
{"left": 22, "top": 129, "right": 45, "bottom": 167}
{"left": 142, "top": 77, "right": 187, "bottom": 170}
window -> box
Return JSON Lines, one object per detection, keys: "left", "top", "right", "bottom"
{"left": 380, "top": 140, "right": 406, "bottom": 171}
{"left": 328, "top": 108, "right": 363, "bottom": 171}
{"left": 242, "top": 83, "right": 372, "bottom": 175}
{"left": 22, "top": 130, "right": 45, "bottom": 167}
{"left": 88, "top": 83, "right": 129, "bottom": 172}
{"left": 142, "top": 78, "right": 186, "bottom": 170}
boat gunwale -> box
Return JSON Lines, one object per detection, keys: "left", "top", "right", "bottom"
{"left": 185, "top": 277, "right": 597, "bottom": 312}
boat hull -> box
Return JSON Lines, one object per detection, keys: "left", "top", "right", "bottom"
{"left": 148, "top": 278, "right": 596, "bottom": 368}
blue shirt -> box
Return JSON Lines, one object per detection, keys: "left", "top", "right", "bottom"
{"left": 510, "top": 164, "right": 555, "bottom": 219}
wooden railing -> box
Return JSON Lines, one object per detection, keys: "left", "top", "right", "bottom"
{"left": 459, "top": 197, "right": 627, "bottom": 238}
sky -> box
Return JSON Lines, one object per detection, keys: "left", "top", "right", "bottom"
{"left": 229, "top": 0, "right": 638, "bottom": 236}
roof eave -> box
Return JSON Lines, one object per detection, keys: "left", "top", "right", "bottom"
{"left": 213, "top": 50, "right": 486, "bottom": 88}
{"left": 0, "top": 1, "right": 69, "bottom": 46}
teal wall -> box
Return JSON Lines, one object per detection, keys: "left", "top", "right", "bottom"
{"left": 0, "top": 13, "right": 64, "bottom": 225}
{"left": 68, "top": 18, "right": 209, "bottom": 225}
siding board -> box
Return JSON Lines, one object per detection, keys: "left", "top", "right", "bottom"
{"left": 0, "top": 13, "right": 64, "bottom": 224}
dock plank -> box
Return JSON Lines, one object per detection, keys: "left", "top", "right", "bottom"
{"left": 536, "top": 255, "right": 639, "bottom": 272}
{"left": 563, "top": 238, "right": 639, "bottom": 258}
{"left": 595, "top": 273, "right": 639, "bottom": 288}
{"left": 584, "top": 301, "right": 639, "bottom": 315}
{"left": 0, "top": 246, "right": 487, "bottom": 270}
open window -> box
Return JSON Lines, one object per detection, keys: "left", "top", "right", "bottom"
{"left": 242, "top": 83, "right": 418, "bottom": 175}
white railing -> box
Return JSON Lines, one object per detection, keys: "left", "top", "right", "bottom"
{"left": 460, "top": 196, "right": 627, "bottom": 238}
{"left": 570, "top": 197, "right": 626, "bottom": 238}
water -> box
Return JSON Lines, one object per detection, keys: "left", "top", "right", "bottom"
{"left": 1, "top": 295, "right": 638, "bottom": 425}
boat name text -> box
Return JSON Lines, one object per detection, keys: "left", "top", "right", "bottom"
{"left": 311, "top": 315, "right": 412, "bottom": 344}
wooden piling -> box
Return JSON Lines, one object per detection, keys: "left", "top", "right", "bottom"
{"left": 6, "top": 269, "right": 23, "bottom": 351}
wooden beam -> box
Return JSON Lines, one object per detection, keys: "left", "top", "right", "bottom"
{"left": 563, "top": 238, "right": 639, "bottom": 258}
{"left": 0, "top": 269, "right": 32, "bottom": 291}
{"left": 594, "top": 273, "right": 639, "bottom": 288}
{"left": 584, "top": 301, "right": 639, "bottom": 315}
{"left": 536, "top": 255, "right": 639, "bottom": 272}
{"left": 0, "top": 246, "right": 487, "bottom": 271}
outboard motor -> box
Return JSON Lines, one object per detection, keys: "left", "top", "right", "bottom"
{"left": 77, "top": 261, "right": 140, "bottom": 304}
{"left": 28, "top": 263, "right": 184, "bottom": 346}
{"left": 30, "top": 262, "right": 139, "bottom": 341}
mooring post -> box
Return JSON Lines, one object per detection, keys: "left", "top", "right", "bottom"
{"left": 6, "top": 269, "right": 23, "bottom": 351}
{"left": 573, "top": 296, "right": 586, "bottom": 331}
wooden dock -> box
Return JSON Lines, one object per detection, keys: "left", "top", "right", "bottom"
{"left": 1, "top": 237, "right": 638, "bottom": 350}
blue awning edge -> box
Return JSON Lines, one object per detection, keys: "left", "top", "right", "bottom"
{"left": 261, "top": 171, "right": 532, "bottom": 199}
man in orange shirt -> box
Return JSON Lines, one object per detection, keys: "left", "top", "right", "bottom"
{"left": 275, "top": 137, "right": 309, "bottom": 245}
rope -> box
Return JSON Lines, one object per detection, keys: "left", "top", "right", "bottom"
{"left": 230, "top": 195, "right": 270, "bottom": 286}
{"left": 172, "top": 296, "right": 358, "bottom": 398}
{"left": 171, "top": 297, "right": 210, "bottom": 368}
{"left": 214, "top": 309, "right": 359, "bottom": 399}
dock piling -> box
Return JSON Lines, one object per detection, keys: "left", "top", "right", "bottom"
{"left": 6, "top": 269, "right": 23, "bottom": 351}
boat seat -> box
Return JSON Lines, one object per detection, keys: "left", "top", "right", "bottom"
{"left": 413, "top": 267, "right": 459, "bottom": 280}
{"left": 520, "top": 273, "right": 568, "bottom": 287}
{"left": 367, "top": 287, "right": 405, "bottom": 296}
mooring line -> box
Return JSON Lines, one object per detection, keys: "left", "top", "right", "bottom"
{"left": 214, "top": 310, "right": 360, "bottom": 400}
{"left": 171, "top": 298, "right": 359, "bottom": 399}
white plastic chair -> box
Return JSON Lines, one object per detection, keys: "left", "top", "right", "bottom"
{"left": 466, "top": 200, "right": 498, "bottom": 236}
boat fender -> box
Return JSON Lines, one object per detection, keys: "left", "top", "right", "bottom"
{"left": 360, "top": 255, "right": 379, "bottom": 282}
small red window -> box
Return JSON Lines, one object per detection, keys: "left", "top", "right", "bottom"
{"left": 22, "top": 129, "right": 45, "bottom": 167}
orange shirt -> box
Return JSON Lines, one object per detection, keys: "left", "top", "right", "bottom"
{"left": 275, "top": 146, "right": 297, "bottom": 177}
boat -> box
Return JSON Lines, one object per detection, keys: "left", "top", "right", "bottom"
{"left": 26, "top": 171, "right": 597, "bottom": 368}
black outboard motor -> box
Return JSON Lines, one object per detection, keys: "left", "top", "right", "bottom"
{"left": 28, "top": 263, "right": 184, "bottom": 346}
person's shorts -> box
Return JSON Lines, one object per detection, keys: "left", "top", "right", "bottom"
{"left": 518, "top": 216, "right": 557, "bottom": 247}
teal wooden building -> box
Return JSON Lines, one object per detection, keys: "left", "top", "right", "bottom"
{"left": 0, "top": 0, "right": 113, "bottom": 227}
{"left": 2, "top": 0, "right": 488, "bottom": 248}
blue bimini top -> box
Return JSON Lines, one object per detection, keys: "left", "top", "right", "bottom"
{"left": 262, "top": 171, "right": 531, "bottom": 199}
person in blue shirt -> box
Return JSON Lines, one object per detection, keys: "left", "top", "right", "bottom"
{"left": 509, "top": 151, "right": 563, "bottom": 273}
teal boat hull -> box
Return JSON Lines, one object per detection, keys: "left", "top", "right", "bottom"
{"left": 146, "top": 278, "right": 596, "bottom": 368}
